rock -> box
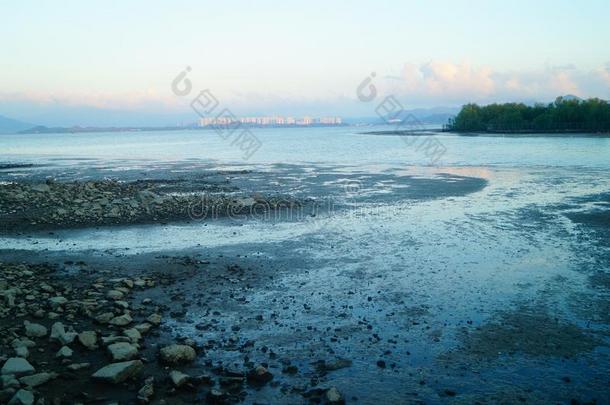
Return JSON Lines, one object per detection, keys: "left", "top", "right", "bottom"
{"left": 323, "top": 358, "right": 352, "bottom": 371}
{"left": 66, "top": 363, "right": 90, "bottom": 371}
{"left": 56, "top": 346, "right": 73, "bottom": 358}
{"left": 169, "top": 370, "right": 190, "bottom": 387}
{"left": 8, "top": 389, "right": 34, "bottom": 405}
{"left": 14, "top": 347, "right": 28, "bottom": 359}
{"left": 107, "top": 342, "right": 138, "bottom": 361}
{"left": 50, "top": 322, "right": 77, "bottom": 345}
{"left": 1, "top": 374, "right": 20, "bottom": 389}
{"left": 23, "top": 321, "right": 47, "bottom": 338}
{"left": 30, "top": 184, "right": 50, "bottom": 193}
{"left": 106, "top": 290, "right": 124, "bottom": 300}
{"left": 247, "top": 365, "right": 273, "bottom": 385}
{"left": 146, "top": 313, "right": 162, "bottom": 325}
{"left": 78, "top": 331, "right": 97, "bottom": 350}
{"left": 123, "top": 328, "right": 141, "bottom": 342}
{"left": 109, "top": 313, "right": 132, "bottom": 326}
{"left": 159, "top": 345, "right": 196, "bottom": 364}
{"left": 48, "top": 296, "right": 68, "bottom": 308}
{"left": 11, "top": 339, "right": 35, "bottom": 349}
{"left": 91, "top": 360, "right": 143, "bottom": 384}
{"left": 137, "top": 376, "right": 154, "bottom": 402}
{"left": 134, "top": 323, "right": 152, "bottom": 335}
{"left": 19, "top": 372, "right": 57, "bottom": 387}
{"left": 326, "top": 387, "right": 344, "bottom": 404}
{"left": 1, "top": 358, "right": 35, "bottom": 376}
{"left": 95, "top": 312, "right": 114, "bottom": 324}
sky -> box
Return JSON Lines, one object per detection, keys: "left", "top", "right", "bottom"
{"left": 1, "top": 0, "right": 610, "bottom": 126}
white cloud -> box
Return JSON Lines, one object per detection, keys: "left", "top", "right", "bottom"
{"left": 379, "top": 61, "right": 610, "bottom": 105}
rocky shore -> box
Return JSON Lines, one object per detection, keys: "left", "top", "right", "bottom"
{"left": 0, "top": 180, "right": 302, "bottom": 232}
{"left": 0, "top": 260, "right": 347, "bottom": 404}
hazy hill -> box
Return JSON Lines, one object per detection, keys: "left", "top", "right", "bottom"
{"left": 0, "top": 114, "right": 34, "bottom": 134}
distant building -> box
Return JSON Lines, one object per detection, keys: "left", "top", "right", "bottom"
{"left": 199, "top": 115, "right": 343, "bottom": 127}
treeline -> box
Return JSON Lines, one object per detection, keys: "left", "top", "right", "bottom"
{"left": 446, "top": 97, "right": 610, "bottom": 132}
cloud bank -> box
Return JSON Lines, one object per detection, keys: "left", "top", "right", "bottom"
{"left": 380, "top": 61, "right": 610, "bottom": 105}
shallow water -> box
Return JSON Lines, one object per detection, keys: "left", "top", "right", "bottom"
{"left": 1, "top": 127, "right": 609, "bottom": 403}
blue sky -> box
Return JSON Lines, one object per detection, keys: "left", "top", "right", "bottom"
{"left": 1, "top": 0, "right": 610, "bottom": 125}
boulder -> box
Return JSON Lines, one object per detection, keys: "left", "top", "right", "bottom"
{"left": 169, "top": 370, "right": 190, "bottom": 387}
{"left": 109, "top": 314, "right": 132, "bottom": 326}
{"left": 19, "top": 372, "right": 57, "bottom": 387}
{"left": 50, "top": 322, "right": 77, "bottom": 345}
{"left": 91, "top": 360, "right": 143, "bottom": 384}
{"left": 1, "top": 358, "right": 35, "bottom": 376}
{"left": 107, "top": 342, "right": 138, "bottom": 361}
{"left": 24, "top": 321, "right": 47, "bottom": 338}
{"left": 159, "top": 345, "right": 196, "bottom": 364}
{"left": 78, "top": 331, "right": 98, "bottom": 350}
{"left": 56, "top": 346, "right": 73, "bottom": 358}
{"left": 8, "top": 389, "right": 34, "bottom": 405}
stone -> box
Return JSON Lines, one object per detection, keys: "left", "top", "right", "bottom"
{"left": 106, "top": 290, "right": 124, "bottom": 300}
{"left": 123, "top": 328, "right": 141, "bottom": 342}
{"left": 326, "top": 387, "right": 344, "bottom": 404}
{"left": 24, "top": 321, "right": 47, "bottom": 338}
{"left": 91, "top": 360, "right": 143, "bottom": 384}
{"left": 134, "top": 323, "right": 152, "bottom": 335}
{"left": 30, "top": 184, "right": 50, "bottom": 193}
{"left": 169, "top": 370, "right": 190, "bottom": 387}
{"left": 146, "top": 313, "right": 162, "bottom": 325}
{"left": 137, "top": 376, "right": 154, "bottom": 402}
{"left": 107, "top": 342, "right": 138, "bottom": 361}
{"left": 14, "top": 347, "right": 28, "bottom": 358}
{"left": 247, "top": 365, "right": 273, "bottom": 385}
{"left": 66, "top": 363, "right": 90, "bottom": 371}
{"left": 56, "top": 346, "right": 73, "bottom": 358}
{"left": 48, "top": 296, "right": 68, "bottom": 308}
{"left": 1, "top": 374, "right": 20, "bottom": 389}
{"left": 50, "top": 322, "right": 77, "bottom": 345}
{"left": 8, "top": 389, "right": 34, "bottom": 405}
{"left": 78, "top": 331, "right": 98, "bottom": 350}
{"left": 95, "top": 312, "right": 114, "bottom": 324}
{"left": 19, "top": 372, "right": 57, "bottom": 387}
{"left": 109, "top": 313, "right": 132, "bottom": 326}
{"left": 325, "top": 387, "right": 345, "bottom": 405}
{"left": 11, "top": 339, "right": 35, "bottom": 349}
{"left": 159, "top": 345, "right": 196, "bottom": 364}
{"left": 1, "top": 358, "right": 35, "bottom": 376}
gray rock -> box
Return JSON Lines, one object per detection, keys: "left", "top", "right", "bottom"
{"left": 95, "top": 312, "right": 114, "bottom": 324}
{"left": 109, "top": 314, "right": 132, "bottom": 326}
{"left": 8, "top": 389, "right": 34, "bottom": 405}
{"left": 91, "top": 360, "right": 143, "bottom": 384}
{"left": 146, "top": 313, "right": 162, "bottom": 325}
{"left": 326, "top": 387, "right": 344, "bottom": 404}
{"left": 78, "top": 331, "right": 98, "bottom": 350}
{"left": 107, "top": 342, "right": 138, "bottom": 361}
{"left": 30, "top": 184, "right": 50, "bottom": 193}
{"left": 56, "top": 346, "right": 73, "bottom": 358}
{"left": 169, "top": 370, "right": 190, "bottom": 387}
{"left": 137, "top": 376, "right": 154, "bottom": 402}
{"left": 23, "top": 321, "right": 47, "bottom": 338}
{"left": 48, "top": 296, "right": 68, "bottom": 308}
{"left": 159, "top": 345, "right": 196, "bottom": 364}
{"left": 1, "top": 374, "right": 20, "bottom": 389}
{"left": 14, "top": 347, "right": 28, "bottom": 359}
{"left": 50, "top": 322, "right": 77, "bottom": 345}
{"left": 1, "top": 358, "right": 35, "bottom": 376}
{"left": 19, "top": 372, "right": 57, "bottom": 387}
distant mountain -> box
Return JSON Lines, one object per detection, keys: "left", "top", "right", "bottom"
{"left": 0, "top": 114, "right": 34, "bottom": 134}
